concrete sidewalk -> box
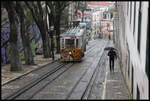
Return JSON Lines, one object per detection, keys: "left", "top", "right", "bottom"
{"left": 102, "top": 41, "right": 131, "bottom": 99}
{"left": 1, "top": 54, "right": 60, "bottom": 86}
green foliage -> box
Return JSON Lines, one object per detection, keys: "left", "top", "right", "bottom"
{"left": 20, "top": 51, "right": 25, "bottom": 60}
{"left": 24, "top": 4, "right": 34, "bottom": 28}
{"left": 107, "top": 7, "right": 114, "bottom": 13}
{"left": 53, "top": 36, "right": 57, "bottom": 48}
{"left": 30, "top": 42, "right": 35, "bottom": 56}
{"left": 26, "top": 11, "right": 34, "bottom": 28}
{"left": 62, "top": 10, "right": 64, "bottom": 14}
{"left": 130, "top": 95, "right": 134, "bottom": 100}
{"left": 19, "top": 42, "right": 35, "bottom": 60}
{"left": 11, "top": 67, "right": 22, "bottom": 72}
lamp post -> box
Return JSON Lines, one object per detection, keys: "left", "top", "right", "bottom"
{"left": 112, "top": 18, "right": 115, "bottom": 43}
{"left": 46, "top": 3, "right": 55, "bottom": 60}
{"left": 50, "top": 26, "right": 55, "bottom": 60}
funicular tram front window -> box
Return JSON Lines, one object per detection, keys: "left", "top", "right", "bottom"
{"left": 65, "top": 39, "right": 75, "bottom": 49}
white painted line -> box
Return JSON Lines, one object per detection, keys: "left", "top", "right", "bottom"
{"left": 102, "top": 71, "right": 108, "bottom": 99}
{"left": 102, "top": 57, "right": 109, "bottom": 99}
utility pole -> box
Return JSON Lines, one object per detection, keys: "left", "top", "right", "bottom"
{"left": 50, "top": 26, "right": 55, "bottom": 61}
{"left": 113, "top": 19, "right": 115, "bottom": 43}
{"left": 99, "top": 20, "right": 101, "bottom": 38}
{"left": 46, "top": 2, "right": 52, "bottom": 57}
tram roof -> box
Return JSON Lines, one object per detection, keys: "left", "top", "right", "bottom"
{"left": 60, "top": 27, "right": 85, "bottom": 37}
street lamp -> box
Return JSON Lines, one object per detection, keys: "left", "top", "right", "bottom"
{"left": 50, "top": 26, "right": 55, "bottom": 60}
{"left": 46, "top": 3, "right": 54, "bottom": 60}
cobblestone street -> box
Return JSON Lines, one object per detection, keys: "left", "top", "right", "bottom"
{"left": 2, "top": 40, "right": 130, "bottom": 100}
{"left": 1, "top": 1, "right": 149, "bottom": 99}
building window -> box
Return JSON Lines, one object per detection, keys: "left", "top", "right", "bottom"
{"left": 130, "top": 2, "right": 132, "bottom": 24}
{"left": 133, "top": 2, "right": 136, "bottom": 35}
{"left": 137, "top": 2, "right": 142, "bottom": 53}
{"left": 136, "top": 85, "right": 140, "bottom": 99}
{"left": 146, "top": 5, "right": 149, "bottom": 80}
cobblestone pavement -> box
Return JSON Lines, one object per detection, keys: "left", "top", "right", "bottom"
{"left": 1, "top": 54, "right": 60, "bottom": 85}
{"left": 1, "top": 40, "right": 131, "bottom": 100}
{"left": 31, "top": 39, "right": 108, "bottom": 99}
{"left": 102, "top": 41, "right": 130, "bottom": 100}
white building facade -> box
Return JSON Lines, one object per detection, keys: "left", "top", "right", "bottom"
{"left": 114, "top": 1, "right": 149, "bottom": 99}
{"left": 91, "top": 9, "right": 103, "bottom": 39}
{"left": 88, "top": 2, "right": 115, "bottom": 40}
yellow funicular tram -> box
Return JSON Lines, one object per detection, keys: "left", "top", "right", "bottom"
{"left": 60, "top": 24, "right": 87, "bottom": 62}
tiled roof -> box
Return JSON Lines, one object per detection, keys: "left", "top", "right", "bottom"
{"left": 88, "top": 2, "right": 112, "bottom": 6}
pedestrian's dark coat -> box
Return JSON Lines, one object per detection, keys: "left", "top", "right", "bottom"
{"left": 108, "top": 49, "right": 117, "bottom": 60}
{"left": 108, "top": 49, "right": 117, "bottom": 72}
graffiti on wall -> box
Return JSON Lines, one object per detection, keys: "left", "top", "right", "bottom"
{"left": 1, "top": 22, "right": 42, "bottom": 66}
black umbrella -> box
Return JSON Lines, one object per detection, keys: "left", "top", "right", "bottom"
{"left": 104, "top": 47, "right": 117, "bottom": 51}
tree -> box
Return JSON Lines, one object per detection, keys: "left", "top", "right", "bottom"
{"left": 15, "top": 2, "right": 34, "bottom": 65}
{"left": 2, "top": 1, "right": 22, "bottom": 71}
{"left": 25, "top": 1, "right": 51, "bottom": 58}
{"left": 47, "top": 1, "right": 70, "bottom": 53}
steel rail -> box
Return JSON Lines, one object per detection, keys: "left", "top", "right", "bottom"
{"left": 81, "top": 41, "right": 109, "bottom": 99}
{"left": 66, "top": 40, "right": 108, "bottom": 99}
{"left": 2, "top": 59, "right": 60, "bottom": 86}
{"left": 4, "top": 62, "right": 72, "bottom": 100}
{"left": 28, "top": 63, "right": 73, "bottom": 99}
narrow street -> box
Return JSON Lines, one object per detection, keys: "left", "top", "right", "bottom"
{"left": 2, "top": 39, "right": 130, "bottom": 99}
{"left": 1, "top": 1, "right": 149, "bottom": 100}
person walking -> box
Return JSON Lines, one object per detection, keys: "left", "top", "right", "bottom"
{"left": 108, "top": 48, "right": 117, "bottom": 72}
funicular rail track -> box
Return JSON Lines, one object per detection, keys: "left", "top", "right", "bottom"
{"left": 81, "top": 40, "right": 109, "bottom": 99}
{"left": 82, "top": 48, "right": 107, "bottom": 99}
{"left": 3, "top": 40, "right": 109, "bottom": 100}
{"left": 2, "top": 59, "right": 60, "bottom": 86}
{"left": 66, "top": 40, "right": 109, "bottom": 99}
{"left": 86, "top": 43, "right": 97, "bottom": 53}
{"left": 3, "top": 61, "right": 73, "bottom": 100}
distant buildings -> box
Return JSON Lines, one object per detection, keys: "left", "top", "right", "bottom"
{"left": 91, "top": 9, "right": 103, "bottom": 39}
{"left": 87, "top": 1, "right": 115, "bottom": 40}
